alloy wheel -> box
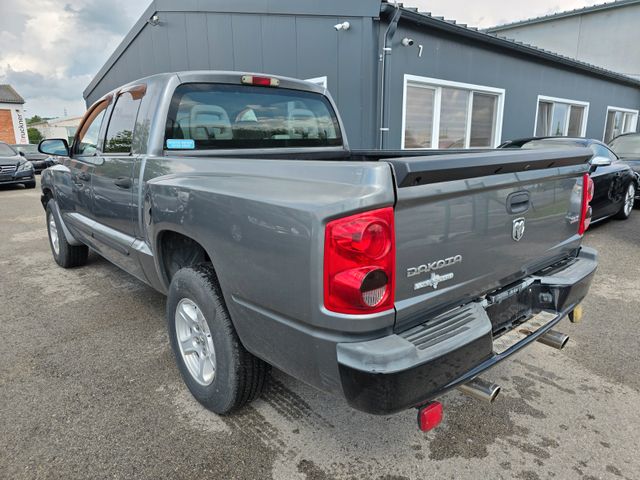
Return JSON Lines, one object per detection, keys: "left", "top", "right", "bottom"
{"left": 174, "top": 298, "right": 217, "bottom": 386}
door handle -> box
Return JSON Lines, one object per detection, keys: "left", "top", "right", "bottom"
{"left": 506, "top": 191, "right": 530, "bottom": 214}
{"left": 114, "top": 176, "right": 132, "bottom": 189}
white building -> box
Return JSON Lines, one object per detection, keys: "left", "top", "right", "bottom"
{"left": 30, "top": 116, "right": 82, "bottom": 143}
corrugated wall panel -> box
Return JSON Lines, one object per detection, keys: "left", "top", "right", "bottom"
{"left": 337, "top": 17, "right": 366, "bottom": 149}
{"left": 166, "top": 13, "right": 189, "bottom": 71}
{"left": 261, "top": 15, "right": 298, "bottom": 78}
{"left": 185, "top": 13, "right": 211, "bottom": 70}
{"left": 295, "top": 17, "right": 339, "bottom": 92}
{"left": 149, "top": 18, "right": 172, "bottom": 73}
{"left": 137, "top": 28, "right": 157, "bottom": 77}
{"left": 205, "top": 13, "right": 234, "bottom": 70}
{"left": 231, "top": 15, "right": 264, "bottom": 72}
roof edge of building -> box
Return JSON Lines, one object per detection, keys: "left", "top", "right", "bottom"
{"left": 0, "top": 84, "right": 26, "bottom": 104}
{"left": 484, "top": 0, "right": 640, "bottom": 33}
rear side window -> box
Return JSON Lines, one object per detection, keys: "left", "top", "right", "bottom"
{"left": 165, "top": 83, "right": 342, "bottom": 150}
{"left": 104, "top": 91, "right": 142, "bottom": 153}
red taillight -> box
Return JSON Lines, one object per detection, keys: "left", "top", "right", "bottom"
{"left": 324, "top": 207, "right": 395, "bottom": 314}
{"left": 417, "top": 402, "right": 443, "bottom": 432}
{"left": 579, "top": 173, "right": 595, "bottom": 235}
{"left": 241, "top": 75, "right": 280, "bottom": 87}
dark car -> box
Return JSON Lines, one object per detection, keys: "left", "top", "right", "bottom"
{"left": 0, "top": 142, "right": 35, "bottom": 188}
{"left": 11, "top": 143, "right": 56, "bottom": 173}
{"left": 500, "top": 137, "right": 638, "bottom": 223}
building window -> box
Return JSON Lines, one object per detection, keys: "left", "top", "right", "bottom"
{"left": 535, "top": 96, "right": 589, "bottom": 137}
{"left": 603, "top": 107, "right": 638, "bottom": 143}
{"left": 402, "top": 75, "right": 504, "bottom": 149}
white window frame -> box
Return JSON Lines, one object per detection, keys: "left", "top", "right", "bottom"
{"left": 305, "top": 76, "right": 328, "bottom": 88}
{"left": 401, "top": 74, "right": 505, "bottom": 150}
{"left": 534, "top": 95, "right": 590, "bottom": 137}
{"left": 603, "top": 106, "right": 639, "bottom": 141}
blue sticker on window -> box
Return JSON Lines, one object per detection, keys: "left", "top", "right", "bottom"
{"left": 166, "top": 139, "right": 195, "bottom": 149}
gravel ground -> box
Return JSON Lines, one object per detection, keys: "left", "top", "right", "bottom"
{"left": 1, "top": 178, "right": 639, "bottom": 480}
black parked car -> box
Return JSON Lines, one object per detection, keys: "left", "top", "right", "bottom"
{"left": 0, "top": 142, "right": 35, "bottom": 188}
{"left": 500, "top": 137, "right": 638, "bottom": 223}
{"left": 11, "top": 143, "right": 56, "bottom": 173}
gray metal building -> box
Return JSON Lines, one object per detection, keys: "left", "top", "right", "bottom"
{"left": 486, "top": 0, "right": 640, "bottom": 81}
{"left": 84, "top": 0, "right": 640, "bottom": 150}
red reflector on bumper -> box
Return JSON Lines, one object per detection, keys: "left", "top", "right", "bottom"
{"left": 417, "top": 401, "right": 443, "bottom": 432}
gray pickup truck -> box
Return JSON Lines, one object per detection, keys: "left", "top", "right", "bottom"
{"left": 39, "top": 71, "right": 597, "bottom": 429}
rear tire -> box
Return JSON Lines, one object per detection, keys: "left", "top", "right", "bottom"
{"left": 614, "top": 183, "right": 635, "bottom": 220}
{"left": 46, "top": 202, "right": 89, "bottom": 268}
{"left": 167, "top": 263, "right": 269, "bottom": 414}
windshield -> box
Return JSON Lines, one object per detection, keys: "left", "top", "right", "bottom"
{"left": 13, "top": 144, "right": 38, "bottom": 154}
{"left": 0, "top": 143, "right": 17, "bottom": 157}
{"left": 609, "top": 134, "right": 640, "bottom": 158}
{"left": 165, "top": 83, "right": 342, "bottom": 150}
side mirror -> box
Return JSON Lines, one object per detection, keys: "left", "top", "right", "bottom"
{"left": 591, "top": 155, "right": 612, "bottom": 166}
{"left": 39, "top": 138, "right": 70, "bottom": 157}
{"left": 18, "top": 151, "right": 25, "bottom": 157}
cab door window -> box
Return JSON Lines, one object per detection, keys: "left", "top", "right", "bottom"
{"left": 104, "top": 90, "right": 143, "bottom": 154}
{"left": 74, "top": 101, "right": 109, "bottom": 156}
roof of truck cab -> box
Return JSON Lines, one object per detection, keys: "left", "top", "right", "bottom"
{"left": 95, "top": 70, "right": 327, "bottom": 105}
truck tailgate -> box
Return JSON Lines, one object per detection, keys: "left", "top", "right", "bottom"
{"left": 387, "top": 148, "right": 592, "bottom": 332}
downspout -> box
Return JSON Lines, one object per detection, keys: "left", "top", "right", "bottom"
{"left": 378, "top": 2, "right": 402, "bottom": 149}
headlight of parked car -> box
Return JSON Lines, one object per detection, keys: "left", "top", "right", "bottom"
{"left": 17, "top": 161, "right": 34, "bottom": 173}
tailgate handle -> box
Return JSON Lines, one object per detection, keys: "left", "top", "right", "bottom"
{"left": 507, "top": 191, "right": 530, "bottom": 214}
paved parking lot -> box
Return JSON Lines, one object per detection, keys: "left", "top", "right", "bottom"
{"left": 1, "top": 178, "right": 639, "bottom": 480}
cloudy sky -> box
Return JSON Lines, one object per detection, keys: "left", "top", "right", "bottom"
{"left": 0, "top": 0, "right": 597, "bottom": 119}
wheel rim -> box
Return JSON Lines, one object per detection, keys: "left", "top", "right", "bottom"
{"left": 175, "top": 298, "right": 216, "bottom": 386}
{"left": 48, "top": 213, "right": 60, "bottom": 256}
{"left": 624, "top": 184, "right": 635, "bottom": 216}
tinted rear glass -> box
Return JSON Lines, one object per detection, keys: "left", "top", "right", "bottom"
{"left": 0, "top": 143, "right": 17, "bottom": 157}
{"left": 165, "top": 83, "right": 342, "bottom": 150}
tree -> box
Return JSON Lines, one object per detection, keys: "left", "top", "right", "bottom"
{"left": 27, "top": 115, "right": 43, "bottom": 125}
{"left": 28, "top": 127, "right": 43, "bottom": 144}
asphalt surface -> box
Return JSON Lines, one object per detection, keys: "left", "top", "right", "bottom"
{"left": 1, "top": 178, "right": 639, "bottom": 480}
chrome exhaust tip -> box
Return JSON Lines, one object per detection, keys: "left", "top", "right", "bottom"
{"left": 537, "top": 329, "right": 569, "bottom": 350}
{"left": 456, "top": 377, "right": 501, "bottom": 403}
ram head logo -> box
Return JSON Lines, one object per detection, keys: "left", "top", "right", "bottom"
{"left": 512, "top": 218, "right": 526, "bottom": 242}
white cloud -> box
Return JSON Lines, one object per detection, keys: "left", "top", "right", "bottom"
{"left": 0, "top": 0, "right": 148, "bottom": 118}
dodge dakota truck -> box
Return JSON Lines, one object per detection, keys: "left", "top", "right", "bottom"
{"left": 39, "top": 71, "right": 597, "bottom": 431}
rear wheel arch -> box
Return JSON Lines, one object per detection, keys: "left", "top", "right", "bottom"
{"left": 156, "top": 230, "right": 213, "bottom": 286}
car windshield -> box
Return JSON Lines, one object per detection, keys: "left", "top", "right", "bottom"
{"left": 609, "top": 135, "right": 640, "bottom": 158}
{"left": 0, "top": 143, "right": 17, "bottom": 157}
{"left": 13, "top": 144, "right": 38, "bottom": 154}
{"left": 165, "top": 83, "right": 343, "bottom": 150}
